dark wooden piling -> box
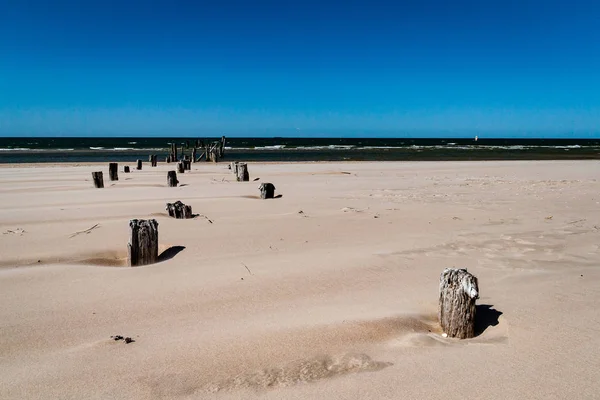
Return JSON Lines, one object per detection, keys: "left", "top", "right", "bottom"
{"left": 170, "top": 143, "right": 178, "bottom": 162}
{"left": 165, "top": 200, "right": 193, "bottom": 219}
{"left": 124, "top": 166, "right": 130, "bottom": 173}
{"left": 439, "top": 268, "right": 479, "bottom": 339}
{"left": 136, "top": 160, "right": 142, "bottom": 170}
{"left": 236, "top": 163, "right": 249, "bottom": 182}
{"left": 108, "top": 163, "right": 118, "bottom": 181}
{"left": 92, "top": 171, "right": 104, "bottom": 188}
{"left": 167, "top": 171, "right": 178, "bottom": 187}
{"left": 192, "top": 147, "right": 197, "bottom": 163}
{"left": 149, "top": 155, "right": 157, "bottom": 167}
{"left": 184, "top": 159, "right": 191, "bottom": 170}
{"left": 259, "top": 183, "right": 276, "bottom": 199}
{"left": 127, "top": 219, "right": 159, "bottom": 267}
{"left": 177, "top": 161, "right": 185, "bottom": 174}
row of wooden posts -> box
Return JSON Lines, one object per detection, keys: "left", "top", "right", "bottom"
{"left": 91, "top": 160, "right": 265, "bottom": 191}
{"left": 93, "top": 162, "right": 276, "bottom": 201}
{"left": 128, "top": 216, "right": 480, "bottom": 339}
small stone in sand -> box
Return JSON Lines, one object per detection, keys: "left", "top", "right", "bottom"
{"left": 124, "top": 337, "right": 134, "bottom": 344}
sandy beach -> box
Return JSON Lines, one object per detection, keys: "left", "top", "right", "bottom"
{"left": 0, "top": 160, "right": 599, "bottom": 399}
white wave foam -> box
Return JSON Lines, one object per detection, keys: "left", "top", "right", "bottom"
{"left": 254, "top": 145, "right": 286, "bottom": 150}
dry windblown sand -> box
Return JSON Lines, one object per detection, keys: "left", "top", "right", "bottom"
{"left": 0, "top": 160, "right": 599, "bottom": 399}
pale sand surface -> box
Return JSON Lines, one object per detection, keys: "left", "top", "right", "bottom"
{"left": 0, "top": 160, "right": 599, "bottom": 399}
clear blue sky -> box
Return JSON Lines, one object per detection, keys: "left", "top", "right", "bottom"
{"left": 1, "top": 0, "right": 599, "bottom": 137}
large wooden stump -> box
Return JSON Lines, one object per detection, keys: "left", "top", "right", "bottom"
{"left": 165, "top": 201, "right": 193, "bottom": 219}
{"left": 136, "top": 160, "right": 142, "bottom": 170}
{"left": 236, "top": 163, "right": 249, "bottom": 182}
{"left": 124, "top": 166, "right": 130, "bottom": 173}
{"left": 92, "top": 171, "right": 104, "bottom": 188}
{"left": 128, "top": 219, "right": 159, "bottom": 267}
{"left": 177, "top": 161, "right": 185, "bottom": 174}
{"left": 108, "top": 162, "right": 118, "bottom": 181}
{"left": 259, "top": 183, "right": 276, "bottom": 199}
{"left": 167, "top": 171, "right": 178, "bottom": 187}
{"left": 439, "top": 268, "right": 479, "bottom": 339}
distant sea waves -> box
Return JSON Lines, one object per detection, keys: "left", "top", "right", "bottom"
{"left": 0, "top": 137, "right": 599, "bottom": 163}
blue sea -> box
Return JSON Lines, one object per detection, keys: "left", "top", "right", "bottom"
{"left": 0, "top": 137, "right": 599, "bottom": 163}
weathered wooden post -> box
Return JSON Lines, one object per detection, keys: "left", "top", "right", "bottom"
{"left": 230, "top": 161, "right": 239, "bottom": 175}
{"left": 124, "top": 166, "right": 130, "bottom": 173}
{"left": 165, "top": 201, "right": 193, "bottom": 219}
{"left": 220, "top": 136, "right": 226, "bottom": 157}
{"left": 92, "top": 171, "right": 104, "bottom": 188}
{"left": 236, "top": 163, "right": 249, "bottom": 182}
{"left": 259, "top": 183, "right": 275, "bottom": 199}
{"left": 128, "top": 219, "right": 159, "bottom": 267}
{"left": 204, "top": 144, "right": 210, "bottom": 162}
{"left": 439, "top": 268, "right": 479, "bottom": 339}
{"left": 167, "top": 171, "right": 178, "bottom": 187}
{"left": 184, "top": 159, "right": 191, "bottom": 170}
{"left": 210, "top": 145, "right": 219, "bottom": 163}
{"left": 136, "top": 160, "right": 142, "bottom": 170}
{"left": 166, "top": 156, "right": 171, "bottom": 163}
{"left": 108, "top": 163, "right": 118, "bottom": 181}
{"left": 149, "top": 155, "right": 157, "bottom": 167}
{"left": 177, "top": 161, "right": 185, "bottom": 174}
{"left": 192, "top": 147, "right": 197, "bottom": 163}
